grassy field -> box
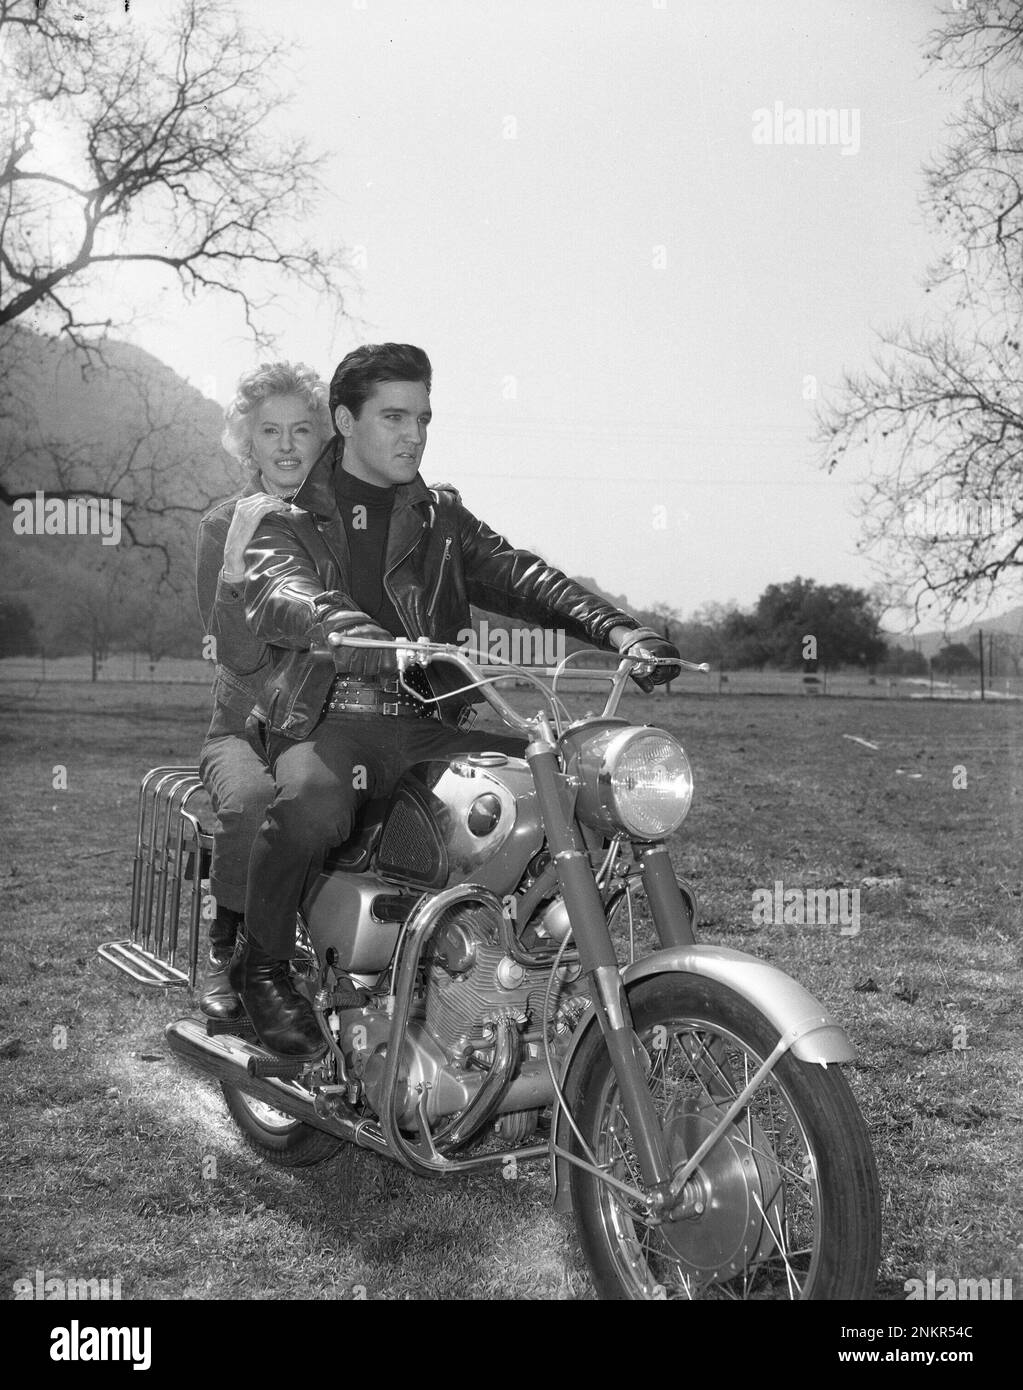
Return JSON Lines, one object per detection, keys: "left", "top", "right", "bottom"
{"left": 4, "top": 650, "right": 1023, "bottom": 701}
{"left": 1, "top": 679, "right": 1020, "bottom": 1302}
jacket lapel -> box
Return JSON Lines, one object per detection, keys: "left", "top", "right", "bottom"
{"left": 288, "top": 443, "right": 435, "bottom": 591}
{"left": 290, "top": 438, "right": 350, "bottom": 576}
{"left": 386, "top": 475, "right": 433, "bottom": 570}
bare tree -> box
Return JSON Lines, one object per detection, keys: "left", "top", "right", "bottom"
{"left": 0, "top": 0, "right": 349, "bottom": 349}
{"left": 819, "top": 1, "right": 1023, "bottom": 619}
{"left": 1, "top": 0, "right": 348, "bottom": 602}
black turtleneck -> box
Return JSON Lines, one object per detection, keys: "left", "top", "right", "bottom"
{"left": 334, "top": 467, "right": 408, "bottom": 638}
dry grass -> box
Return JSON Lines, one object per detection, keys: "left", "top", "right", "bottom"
{"left": 0, "top": 679, "right": 1020, "bottom": 1301}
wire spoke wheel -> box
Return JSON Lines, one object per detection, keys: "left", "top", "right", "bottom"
{"left": 569, "top": 975, "right": 880, "bottom": 1300}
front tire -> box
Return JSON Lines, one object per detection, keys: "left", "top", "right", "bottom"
{"left": 568, "top": 974, "right": 881, "bottom": 1299}
{"left": 222, "top": 1084, "right": 343, "bottom": 1167}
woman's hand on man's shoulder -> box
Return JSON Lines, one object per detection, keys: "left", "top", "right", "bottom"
{"left": 222, "top": 493, "right": 295, "bottom": 581}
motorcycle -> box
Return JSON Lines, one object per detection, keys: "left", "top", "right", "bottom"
{"left": 103, "top": 637, "right": 881, "bottom": 1300}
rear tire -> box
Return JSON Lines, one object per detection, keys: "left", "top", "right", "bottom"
{"left": 569, "top": 973, "right": 881, "bottom": 1299}
{"left": 222, "top": 1084, "right": 343, "bottom": 1167}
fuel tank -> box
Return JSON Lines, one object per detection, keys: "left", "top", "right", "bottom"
{"left": 301, "top": 753, "right": 544, "bottom": 973}
{"left": 374, "top": 753, "right": 543, "bottom": 895}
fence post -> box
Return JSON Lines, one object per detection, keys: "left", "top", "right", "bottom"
{"left": 979, "top": 630, "right": 985, "bottom": 702}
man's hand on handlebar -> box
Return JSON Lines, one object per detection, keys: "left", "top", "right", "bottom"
{"left": 326, "top": 622, "right": 399, "bottom": 681}
{"left": 616, "top": 627, "right": 683, "bottom": 689}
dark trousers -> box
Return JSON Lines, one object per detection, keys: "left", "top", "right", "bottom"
{"left": 244, "top": 713, "right": 527, "bottom": 959}
{"left": 200, "top": 726, "right": 276, "bottom": 918}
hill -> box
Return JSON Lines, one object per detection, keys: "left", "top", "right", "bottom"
{"left": 0, "top": 327, "right": 237, "bottom": 659}
{"left": 882, "top": 603, "right": 1023, "bottom": 662}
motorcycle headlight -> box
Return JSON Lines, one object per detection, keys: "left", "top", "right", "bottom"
{"left": 563, "top": 724, "right": 695, "bottom": 839}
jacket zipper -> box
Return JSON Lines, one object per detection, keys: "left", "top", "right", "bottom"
{"left": 383, "top": 524, "right": 432, "bottom": 639}
{"left": 426, "top": 537, "right": 453, "bottom": 621}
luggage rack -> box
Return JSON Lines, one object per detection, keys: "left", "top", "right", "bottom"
{"left": 99, "top": 766, "right": 213, "bottom": 989}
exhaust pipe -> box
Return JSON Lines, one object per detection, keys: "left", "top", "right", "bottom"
{"left": 432, "top": 1013, "right": 520, "bottom": 1153}
{"left": 164, "top": 1017, "right": 391, "bottom": 1157}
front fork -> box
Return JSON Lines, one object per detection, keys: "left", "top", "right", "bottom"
{"left": 527, "top": 744, "right": 686, "bottom": 1210}
{"left": 636, "top": 843, "right": 696, "bottom": 949}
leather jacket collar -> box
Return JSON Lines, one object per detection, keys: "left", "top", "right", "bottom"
{"left": 292, "top": 436, "right": 434, "bottom": 521}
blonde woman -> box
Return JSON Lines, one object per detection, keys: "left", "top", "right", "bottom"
{"left": 195, "top": 362, "right": 332, "bottom": 1019}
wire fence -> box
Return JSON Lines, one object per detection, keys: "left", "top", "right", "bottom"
{"left": 0, "top": 654, "right": 212, "bottom": 684}
{"left": 705, "top": 668, "right": 1023, "bottom": 702}
{"left": 1, "top": 653, "right": 1020, "bottom": 701}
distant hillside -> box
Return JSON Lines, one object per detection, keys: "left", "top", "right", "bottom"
{"left": 570, "top": 575, "right": 635, "bottom": 614}
{"left": 0, "top": 326, "right": 235, "bottom": 510}
{"left": 882, "top": 603, "right": 1023, "bottom": 660}
{"left": 0, "top": 327, "right": 238, "bottom": 658}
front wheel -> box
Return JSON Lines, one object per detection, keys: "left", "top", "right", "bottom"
{"left": 222, "top": 1084, "right": 343, "bottom": 1167}
{"left": 568, "top": 974, "right": 881, "bottom": 1299}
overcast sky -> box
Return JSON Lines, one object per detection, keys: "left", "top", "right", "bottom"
{"left": 112, "top": 0, "right": 971, "bottom": 626}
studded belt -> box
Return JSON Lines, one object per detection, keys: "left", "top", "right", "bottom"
{"left": 324, "top": 676, "right": 435, "bottom": 719}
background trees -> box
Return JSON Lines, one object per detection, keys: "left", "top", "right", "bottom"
{"left": 932, "top": 642, "right": 979, "bottom": 676}
{"left": 0, "top": 0, "right": 351, "bottom": 668}
{"left": 820, "top": 1, "right": 1023, "bottom": 619}
{"left": 0, "top": 0, "right": 347, "bottom": 350}
{"left": 0, "top": 597, "right": 35, "bottom": 656}
{"left": 750, "top": 577, "right": 888, "bottom": 670}
{"left": 620, "top": 577, "right": 888, "bottom": 673}
{"left": 0, "top": 328, "right": 238, "bottom": 669}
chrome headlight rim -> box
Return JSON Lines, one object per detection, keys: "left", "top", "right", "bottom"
{"left": 565, "top": 723, "right": 694, "bottom": 840}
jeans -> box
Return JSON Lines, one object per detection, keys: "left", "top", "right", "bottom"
{"left": 199, "top": 720, "right": 276, "bottom": 917}
{"left": 245, "top": 713, "right": 527, "bottom": 959}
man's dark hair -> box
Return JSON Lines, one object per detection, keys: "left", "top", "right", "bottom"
{"left": 329, "top": 343, "right": 432, "bottom": 419}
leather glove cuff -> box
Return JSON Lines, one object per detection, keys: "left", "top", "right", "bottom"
{"left": 617, "top": 626, "right": 666, "bottom": 654}
{"left": 321, "top": 610, "right": 377, "bottom": 641}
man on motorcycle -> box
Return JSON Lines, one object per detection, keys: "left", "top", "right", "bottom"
{"left": 230, "top": 342, "right": 682, "bottom": 1058}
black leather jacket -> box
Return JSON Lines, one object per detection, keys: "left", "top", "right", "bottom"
{"left": 243, "top": 438, "right": 646, "bottom": 738}
{"left": 195, "top": 480, "right": 271, "bottom": 734}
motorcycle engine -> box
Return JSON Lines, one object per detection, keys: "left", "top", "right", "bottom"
{"left": 340, "top": 899, "right": 585, "bottom": 1130}
{"left": 425, "top": 901, "right": 575, "bottom": 1059}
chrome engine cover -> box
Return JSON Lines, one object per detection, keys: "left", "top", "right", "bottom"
{"left": 302, "top": 871, "right": 404, "bottom": 973}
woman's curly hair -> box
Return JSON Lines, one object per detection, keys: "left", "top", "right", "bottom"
{"left": 221, "top": 361, "right": 332, "bottom": 463}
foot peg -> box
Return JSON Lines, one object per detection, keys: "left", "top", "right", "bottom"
{"left": 205, "top": 1016, "right": 257, "bottom": 1038}
{"left": 246, "top": 1054, "right": 315, "bottom": 1080}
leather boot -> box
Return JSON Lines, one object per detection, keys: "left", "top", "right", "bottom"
{"left": 199, "top": 948, "right": 245, "bottom": 1021}
{"left": 199, "top": 907, "right": 244, "bottom": 1021}
{"left": 229, "top": 934, "right": 325, "bottom": 1060}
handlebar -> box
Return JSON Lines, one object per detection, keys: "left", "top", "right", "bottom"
{"left": 327, "top": 634, "right": 709, "bottom": 737}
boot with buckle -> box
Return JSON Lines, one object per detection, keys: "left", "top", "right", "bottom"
{"left": 200, "top": 906, "right": 244, "bottom": 1021}
{"left": 228, "top": 933, "right": 326, "bottom": 1060}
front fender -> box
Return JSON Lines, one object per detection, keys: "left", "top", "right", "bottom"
{"left": 550, "top": 944, "right": 855, "bottom": 1213}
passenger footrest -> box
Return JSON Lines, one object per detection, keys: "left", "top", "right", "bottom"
{"left": 97, "top": 940, "right": 190, "bottom": 987}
